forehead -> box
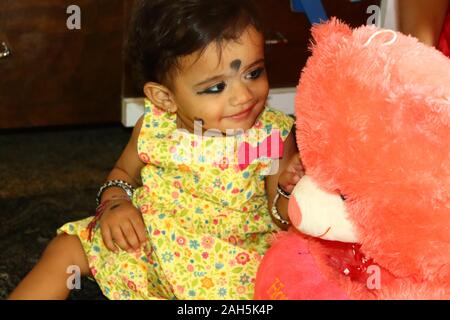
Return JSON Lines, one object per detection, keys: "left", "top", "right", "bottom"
{"left": 178, "top": 27, "right": 264, "bottom": 77}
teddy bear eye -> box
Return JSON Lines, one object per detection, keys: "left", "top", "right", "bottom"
{"left": 335, "top": 189, "right": 347, "bottom": 201}
{"left": 336, "top": 191, "right": 347, "bottom": 201}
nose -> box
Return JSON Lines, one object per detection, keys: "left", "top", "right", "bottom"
{"left": 229, "top": 82, "right": 253, "bottom": 107}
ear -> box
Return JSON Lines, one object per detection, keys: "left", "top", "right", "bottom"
{"left": 143, "top": 82, "right": 178, "bottom": 113}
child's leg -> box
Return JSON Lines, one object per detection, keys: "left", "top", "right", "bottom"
{"left": 8, "top": 233, "right": 91, "bottom": 300}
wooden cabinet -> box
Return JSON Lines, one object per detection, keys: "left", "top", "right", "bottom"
{"left": 0, "top": 0, "right": 124, "bottom": 129}
{"left": 0, "top": 0, "right": 380, "bottom": 128}
{"left": 260, "top": 0, "right": 381, "bottom": 88}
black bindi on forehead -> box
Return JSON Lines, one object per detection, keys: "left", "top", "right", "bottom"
{"left": 230, "top": 59, "right": 242, "bottom": 72}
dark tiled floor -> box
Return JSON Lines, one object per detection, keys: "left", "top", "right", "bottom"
{"left": 0, "top": 125, "right": 131, "bottom": 299}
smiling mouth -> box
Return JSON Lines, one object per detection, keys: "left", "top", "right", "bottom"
{"left": 225, "top": 104, "right": 255, "bottom": 119}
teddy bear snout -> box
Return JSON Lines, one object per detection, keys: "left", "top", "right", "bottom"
{"left": 288, "top": 196, "right": 302, "bottom": 228}
{"left": 289, "top": 175, "right": 359, "bottom": 243}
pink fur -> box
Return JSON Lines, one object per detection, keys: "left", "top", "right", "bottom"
{"left": 256, "top": 19, "right": 450, "bottom": 299}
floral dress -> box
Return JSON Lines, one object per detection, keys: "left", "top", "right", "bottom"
{"left": 58, "top": 100, "right": 294, "bottom": 300}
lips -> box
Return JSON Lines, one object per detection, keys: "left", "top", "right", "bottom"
{"left": 225, "top": 104, "right": 255, "bottom": 119}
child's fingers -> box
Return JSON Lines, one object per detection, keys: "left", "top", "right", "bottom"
{"left": 130, "top": 217, "right": 148, "bottom": 244}
{"left": 121, "top": 222, "right": 140, "bottom": 251}
{"left": 280, "top": 167, "right": 300, "bottom": 182}
{"left": 100, "top": 224, "right": 118, "bottom": 253}
{"left": 279, "top": 172, "right": 302, "bottom": 194}
{"left": 294, "top": 163, "right": 304, "bottom": 172}
{"left": 290, "top": 156, "right": 304, "bottom": 174}
{"left": 111, "top": 227, "right": 131, "bottom": 252}
{"left": 290, "top": 173, "right": 301, "bottom": 184}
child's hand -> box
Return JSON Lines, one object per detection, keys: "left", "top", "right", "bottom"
{"left": 99, "top": 200, "right": 147, "bottom": 253}
{"left": 278, "top": 153, "right": 304, "bottom": 195}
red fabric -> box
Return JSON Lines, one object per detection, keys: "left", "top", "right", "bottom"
{"left": 438, "top": 6, "right": 450, "bottom": 57}
{"left": 254, "top": 230, "right": 350, "bottom": 300}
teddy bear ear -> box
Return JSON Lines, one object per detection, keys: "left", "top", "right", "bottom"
{"left": 310, "top": 17, "right": 353, "bottom": 46}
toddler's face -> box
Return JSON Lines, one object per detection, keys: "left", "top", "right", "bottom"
{"left": 171, "top": 26, "right": 269, "bottom": 134}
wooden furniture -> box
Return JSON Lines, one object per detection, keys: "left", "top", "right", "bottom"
{"left": 257, "top": 0, "right": 382, "bottom": 88}
{"left": 0, "top": 0, "right": 124, "bottom": 129}
{"left": 0, "top": 0, "right": 380, "bottom": 129}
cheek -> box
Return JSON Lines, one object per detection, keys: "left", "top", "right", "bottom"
{"left": 255, "top": 77, "right": 269, "bottom": 99}
{"left": 195, "top": 100, "right": 226, "bottom": 123}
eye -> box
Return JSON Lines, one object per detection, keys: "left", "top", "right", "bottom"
{"left": 336, "top": 189, "right": 347, "bottom": 201}
{"left": 197, "top": 82, "right": 226, "bottom": 95}
{"left": 245, "top": 67, "right": 264, "bottom": 80}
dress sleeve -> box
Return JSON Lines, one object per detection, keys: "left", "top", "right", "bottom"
{"left": 258, "top": 106, "right": 295, "bottom": 141}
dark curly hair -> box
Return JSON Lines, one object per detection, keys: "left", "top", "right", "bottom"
{"left": 126, "top": 0, "right": 263, "bottom": 90}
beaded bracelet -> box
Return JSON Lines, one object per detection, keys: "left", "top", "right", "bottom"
{"left": 96, "top": 180, "right": 134, "bottom": 206}
{"left": 277, "top": 184, "right": 291, "bottom": 199}
{"left": 270, "top": 185, "right": 291, "bottom": 225}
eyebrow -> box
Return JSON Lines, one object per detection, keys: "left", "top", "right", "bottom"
{"left": 194, "top": 58, "right": 265, "bottom": 88}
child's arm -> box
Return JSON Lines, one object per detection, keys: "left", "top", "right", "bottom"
{"left": 265, "top": 128, "right": 303, "bottom": 229}
{"left": 98, "top": 116, "right": 147, "bottom": 253}
{"left": 103, "top": 116, "right": 144, "bottom": 192}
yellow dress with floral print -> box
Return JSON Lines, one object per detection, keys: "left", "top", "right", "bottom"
{"left": 58, "top": 100, "right": 294, "bottom": 300}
